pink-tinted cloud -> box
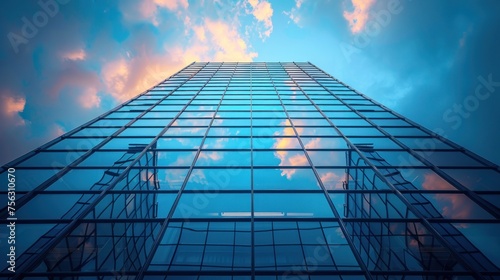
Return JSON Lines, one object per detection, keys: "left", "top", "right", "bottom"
{"left": 126, "top": 0, "right": 189, "bottom": 26}
{"left": 247, "top": 0, "right": 274, "bottom": 39}
{"left": 319, "top": 170, "right": 348, "bottom": 190}
{"left": 49, "top": 124, "right": 65, "bottom": 139}
{"left": 62, "top": 49, "right": 86, "bottom": 61}
{"left": 1, "top": 91, "right": 26, "bottom": 126}
{"left": 78, "top": 88, "right": 101, "bottom": 109}
{"left": 50, "top": 62, "right": 102, "bottom": 109}
{"left": 422, "top": 172, "right": 473, "bottom": 221}
{"left": 156, "top": 0, "right": 189, "bottom": 10}
{"left": 101, "top": 51, "right": 185, "bottom": 102}
{"left": 272, "top": 124, "right": 309, "bottom": 178}
{"left": 173, "top": 18, "right": 258, "bottom": 63}
{"left": 343, "top": 0, "right": 375, "bottom": 34}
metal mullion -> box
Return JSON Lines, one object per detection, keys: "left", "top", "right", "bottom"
{"left": 317, "top": 221, "right": 340, "bottom": 270}
{"left": 199, "top": 221, "right": 210, "bottom": 273}
{"left": 274, "top": 62, "right": 374, "bottom": 280}
{"left": 297, "top": 62, "right": 486, "bottom": 278}
{"left": 293, "top": 220, "right": 310, "bottom": 272}
{"left": 164, "top": 220, "right": 186, "bottom": 273}
{"left": 11, "top": 62, "right": 207, "bottom": 277}
{"left": 137, "top": 62, "right": 233, "bottom": 279}
{"left": 250, "top": 62, "right": 256, "bottom": 279}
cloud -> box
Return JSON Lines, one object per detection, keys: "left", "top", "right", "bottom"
{"left": 78, "top": 88, "right": 101, "bottom": 109}
{"left": 319, "top": 171, "right": 344, "bottom": 190}
{"left": 422, "top": 172, "right": 473, "bottom": 221}
{"left": 62, "top": 49, "right": 86, "bottom": 61}
{"left": 175, "top": 18, "right": 258, "bottom": 63}
{"left": 101, "top": 50, "right": 184, "bottom": 102}
{"left": 343, "top": 0, "right": 375, "bottom": 34}
{"left": 122, "top": 0, "right": 189, "bottom": 26}
{"left": 283, "top": 0, "right": 304, "bottom": 26}
{"left": 1, "top": 91, "right": 26, "bottom": 126}
{"left": 246, "top": 0, "right": 274, "bottom": 39}
{"left": 272, "top": 124, "right": 308, "bottom": 178}
{"left": 50, "top": 62, "right": 102, "bottom": 109}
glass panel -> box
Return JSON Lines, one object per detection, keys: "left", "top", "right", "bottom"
{"left": 100, "top": 137, "right": 154, "bottom": 149}
{"left": 203, "top": 137, "right": 251, "bottom": 149}
{"left": 253, "top": 151, "right": 309, "bottom": 167}
{"left": 186, "top": 168, "right": 251, "bottom": 190}
{"left": 422, "top": 193, "right": 494, "bottom": 219}
{"left": 296, "top": 127, "right": 339, "bottom": 136}
{"left": 163, "top": 127, "right": 208, "bottom": 137}
{"left": 301, "top": 137, "right": 347, "bottom": 149}
{"left": 253, "top": 137, "right": 301, "bottom": 149}
{"left": 207, "top": 127, "right": 251, "bottom": 136}
{"left": 395, "top": 137, "right": 453, "bottom": 150}
{"left": 48, "top": 137, "right": 104, "bottom": 150}
{"left": 157, "top": 151, "right": 197, "bottom": 167}
{"left": 254, "top": 193, "right": 333, "bottom": 218}
{"left": 173, "top": 194, "right": 251, "bottom": 218}
{"left": 18, "top": 151, "right": 86, "bottom": 168}
{"left": 308, "top": 151, "right": 347, "bottom": 166}
{"left": 46, "top": 169, "right": 122, "bottom": 191}
{"left": 0, "top": 169, "right": 55, "bottom": 191}
{"left": 253, "top": 168, "right": 320, "bottom": 190}
{"left": 157, "top": 137, "right": 203, "bottom": 149}
{"left": 415, "top": 151, "right": 484, "bottom": 167}
{"left": 196, "top": 151, "right": 251, "bottom": 166}
{"left": 118, "top": 127, "right": 165, "bottom": 137}
{"left": 440, "top": 168, "right": 500, "bottom": 191}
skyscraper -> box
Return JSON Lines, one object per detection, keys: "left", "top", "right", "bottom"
{"left": 1, "top": 62, "right": 499, "bottom": 279}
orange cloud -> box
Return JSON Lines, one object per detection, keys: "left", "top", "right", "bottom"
{"left": 192, "top": 25, "right": 206, "bottom": 41}
{"left": 273, "top": 122, "right": 308, "bottom": 178}
{"left": 343, "top": 0, "right": 375, "bottom": 33}
{"left": 1, "top": 92, "right": 26, "bottom": 126}
{"left": 173, "top": 18, "right": 258, "bottom": 64}
{"left": 77, "top": 88, "right": 101, "bottom": 109}
{"left": 247, "top": 0, "right": 274, "bottom": 38}
{"left": 62, "top": 49, "right": 86, "bottom": 61}
{"left": 101, "top": 51, "right": 184, "bottom": 102}
{"left": 2, "top": 95, "right": 25, "bottom": 117}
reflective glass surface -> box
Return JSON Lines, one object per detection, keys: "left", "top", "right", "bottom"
{"left": 1, "top": 62, "right": 498, "bottom": 279}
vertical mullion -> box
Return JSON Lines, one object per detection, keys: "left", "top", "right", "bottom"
{"left": 250, "top": 62, "right": 256, "bottom": 279}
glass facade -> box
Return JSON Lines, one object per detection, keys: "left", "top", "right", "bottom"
{"left": 1, "top": 62, "right": 499, "bottom": 279}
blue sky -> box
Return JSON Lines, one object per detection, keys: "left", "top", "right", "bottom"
{"left": 0, "top": 0, "right": 499, "bottom": 165}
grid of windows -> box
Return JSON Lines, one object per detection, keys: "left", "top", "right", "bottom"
{"left": 1, "top": 62, "right": 499, "bottom": 279}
